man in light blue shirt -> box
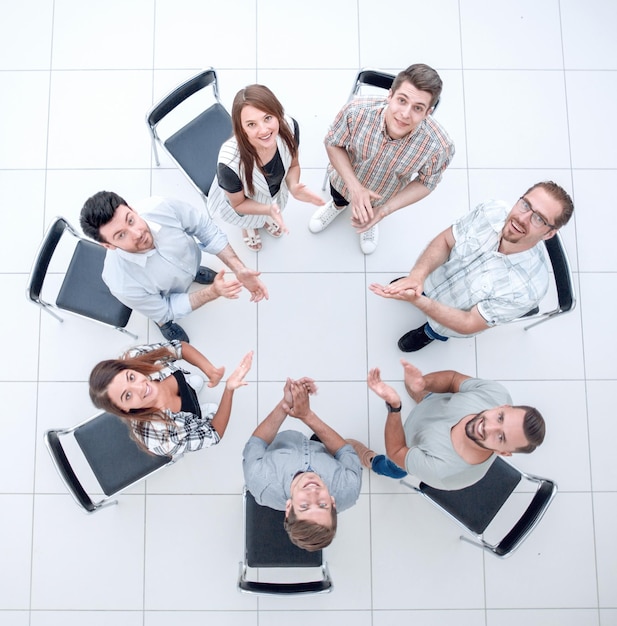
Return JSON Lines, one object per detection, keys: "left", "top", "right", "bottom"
{"left": 80, "top": 191, "right": 268, "bottom": 342}
{"left": 243, "top": 378, "right": 362, "bottom": 551}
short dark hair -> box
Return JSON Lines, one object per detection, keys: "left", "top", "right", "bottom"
{"left": 391, "top": 63, "right": 443, "bottom": 109}
{"left": 283, "top": 505, "right": 338, "bottom": 551}
{"left": 80, "top": 190, "right": 128, "bottom": 242}
{"left": 512, "top": 405, "right": 546, "bottom": 453}
{"left": 523, "top": 181, "right": 574, "bottom": 230}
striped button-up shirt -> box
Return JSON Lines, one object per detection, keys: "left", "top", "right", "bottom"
{"left": 425, "top": 200, "right": 549, "bottom": 338}
{"left": 325, "top": 96, "right": 454, "bottom": 206}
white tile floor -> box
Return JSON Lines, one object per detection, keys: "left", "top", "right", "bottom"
{"left": 1, "top": 0, "right": 616, "bottom": 624}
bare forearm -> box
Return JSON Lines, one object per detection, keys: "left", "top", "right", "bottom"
{"left": 285, "top": 163, "right": 301, "bottom": 188}
{"left": 301, "top": 411, "right": 347, "bottom": 456}
{"left": 188, "top": 285, "right": 219, "bottom": 311}
{"left": 180, "top": 342, "right": 216, "bottom": 376}
{"left": 326, "top": 144, "right": 362, "bottom": 191}
{"left": 216, "top": 244, "right": 245, "bottom": 275}
{"left": 251, "top": 400, "right": 288, "bottom": 444}
{"left": 412, "top": 296, "right": 489, "bottom": 335}
{"left": 210, "top": 387, "right": 234, "bottom": 438}
{"left": 378, "top": 180, "right": 431, "bottom": 218}
{"left": 422, "top": 370, "right": 471, "bottom": 394}
{"left": 409, "top": 228, "right": 454, "bottom": 281}
{"left": 384, "top": 411, "right": 408, "bottom": 467}
{"left": 228, "top": 197, "right": 274, "bottom": 217}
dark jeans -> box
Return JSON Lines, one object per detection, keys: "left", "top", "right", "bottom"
{"left": 330, "top": 184, "right": 349, "bottom": 208}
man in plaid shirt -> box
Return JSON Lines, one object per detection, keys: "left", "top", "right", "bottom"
{"left": 369, "top": 181, "right": 574, "bottom": 351}
{"left": 309, "top": 64, "right": 454, "bottom": 254}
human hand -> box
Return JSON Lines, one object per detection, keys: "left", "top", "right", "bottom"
{"left": 235, "top": 267, "right": 269, "bottom": 302}
{"left": 211, "top": 269, "right": 243, "bottom": 299}
{"left": 289, "top": 183, "right": 325, "bottom": 207}
{"left": 382, "top": 273, "right": 424, "bottom": 297}
{"left": 225, "top": 351, "right": 253, "bottom": 391}
{"left": 351, "top": 207, "right": 385, "bottom": 233}
{"left": 349, "top": 186, "right": 381, "bottom": 225}
{"left": 286, "top": 381, "right": 312, "bottom": 419}
{"left": 267, "top": 204, "right": 289, "bottom": 235}
{"left": 367, "top": 367, "right": 401, "bottom": 407}
{"left": 368, "top": 281, "right": 421, "bottom": 303}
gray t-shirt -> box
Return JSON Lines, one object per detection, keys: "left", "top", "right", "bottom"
{"left": 404, "top": 378, "right": 512, "bottom": 489}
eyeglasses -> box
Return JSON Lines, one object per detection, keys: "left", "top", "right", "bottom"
{"left": 517, "top": 197, "right": 556, "bottom": 230}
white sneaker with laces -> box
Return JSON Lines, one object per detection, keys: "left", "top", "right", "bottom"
{"left": 308, "top": 201, "right": 346, "bottom": 233}
{"left": 360, "top": 225, "right": 379, "bottom": 254}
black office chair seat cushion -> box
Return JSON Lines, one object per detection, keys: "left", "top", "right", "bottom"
{"left": 74, "top": 412, "right": 169, "bottom": 496}
{"left": 420, "top": 457, "right": 522, "bottom": 535}
{"left": 56, "top": 239, "right": 131, "bottom": 327}
{"left": 245, "top": 490, "right": 322, "bottom": 568}
{"left": 164, "top": 102, "right": 232, "bottom": 195}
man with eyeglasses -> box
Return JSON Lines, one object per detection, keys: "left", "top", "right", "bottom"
{"left": 369, "top": 181, "right": 574, "bottom": 351}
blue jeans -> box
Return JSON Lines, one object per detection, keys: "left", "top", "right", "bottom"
{"left": 371, "top": 454, "right": 408, "bottom": 479}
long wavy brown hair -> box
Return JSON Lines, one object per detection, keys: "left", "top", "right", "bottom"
{"left": 231, "top": 84, "right": 297, "bottom": 196}
{"left": 88, "top": 346, "right": 173, "bottom": 424}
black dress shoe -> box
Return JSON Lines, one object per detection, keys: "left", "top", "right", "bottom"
{"left": 194, "top": 266, "right": 217, "bottom": 284}
{"left": 398, "top": 324, "right": 434, "bottom": 352}
{"left": 159, "top": 321, "right": 190, "bottom": 343}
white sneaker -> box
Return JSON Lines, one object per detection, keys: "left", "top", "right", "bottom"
{"left": 360, "top": 225, "right": 379, "bottom": 254}
{"left": 308, "top": 201, "right": 346, "bottom": 233}
{"left": 187, "top": 374, "right": 204, "bottom": 393}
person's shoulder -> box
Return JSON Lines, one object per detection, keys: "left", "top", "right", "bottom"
{"left": 460, "top": 378, "right": 511, "bottom": 401}
{"left": 343, "top": 96, "right": 386, "bottom": 116}
{"left": 218, "top": 135, "right": 240, "bottom": 163}
{"left": 423, "top": 116, "right": 454, "bottom": 145}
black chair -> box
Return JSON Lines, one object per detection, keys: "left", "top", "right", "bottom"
{"left": 516, "top": 232, "right": 576, "bottom": 329}
{"left": 45, "top": 411, "right": 175, "bottom": 513}
{"left": 401, "top": 457, "right": 557, "bottom": 558}
{"left": 26, "top": 217, "right": 136, "bottom": 337}
{"left": 237, "top": 489, "right": 333, "bottom": 595}
{"left": 146, "top": 68, "right": 232, "bottom": 212}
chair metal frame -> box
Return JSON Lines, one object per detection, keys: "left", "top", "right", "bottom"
{"left": 237, "top": 488, "right": 333, "bottom": 595}
{"left": 146, "top": 67, "right": 232, "bottom": 213}
{"left": 401, "top": 457, "right": 557, "bottom": 558}
{"left": 514, "top": 231, "right": 576, "bottom": 330}
{"left": 26, "top": 216, "right": 136, "bottom": 338}
{"left": 45, "top": 411, "right": 176, "bottom": 514}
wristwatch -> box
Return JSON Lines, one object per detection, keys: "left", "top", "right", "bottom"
{"left": 386, "top": 401, "right": 401, "bottom": 413}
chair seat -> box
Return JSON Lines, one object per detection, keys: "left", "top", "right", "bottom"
{"left": 164, "top": 102, "right": 232, "bottom": 195}
{"left": 420, "top": 457, "right": 522, "bottom": 534}
{"left": 56, "top": 239, "right": 131, "bottom": 327}
{"left": 74, "top": 412, "right": 169, "bottom": 496}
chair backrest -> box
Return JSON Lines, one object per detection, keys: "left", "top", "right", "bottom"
{"left": 147, "top": 68, "right": 219, "bottom": 128}
{"left": 544, "top": 232, "right": 575, "bottom": 313}
{"left": 146, "top": 68, "right": 232, "bottom": 198}
{"left": 414, "top": 457, "right": 557, "bottom": 557}
{"left": 45, "top": 412, "right": 171, "bottom": 513}
{"left": 238, "top": 489, "right": 333, "bottom": 595}
{"left": 26, "top": 216, "right": 134, "bottom": 334}
{"left": 27, "top": 217, "right": 70, "bottom": 302}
